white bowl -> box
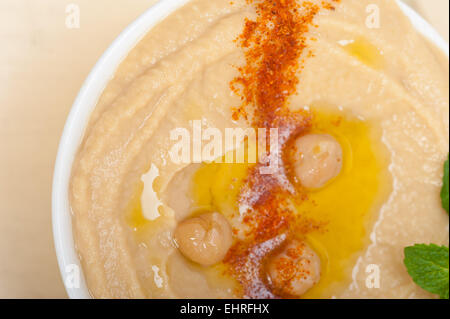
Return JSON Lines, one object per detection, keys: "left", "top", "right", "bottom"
{"left": 52, "top": 0, "right": 449, "bottom": 299}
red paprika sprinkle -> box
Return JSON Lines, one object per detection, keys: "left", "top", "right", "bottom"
{"left": 224, "top": 0, "right": 341, "bottom": 299}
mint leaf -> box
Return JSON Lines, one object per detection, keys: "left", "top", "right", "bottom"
{"left": 404, "top": 244, "right": 449, "bottom": 299}
{"left": 441, "top": 155, "right": 449, "bottom": 214}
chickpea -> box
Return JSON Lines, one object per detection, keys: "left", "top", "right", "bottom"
{"left": 266, "top": 240, "right": 321, "bottom": 297}
{"left": 174, "top": 212, "right": 233, "bottom": 266}
{"left": 291, "top": 133, "right": 343, "bottom": 189}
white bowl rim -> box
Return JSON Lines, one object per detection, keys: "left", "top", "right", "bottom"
{"left": 52, "top": 0, "right": 449, "bottom": 299}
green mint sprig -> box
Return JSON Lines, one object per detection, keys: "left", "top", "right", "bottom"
{"left": 403, "top": 154, "right": 449, "bottom": 299}
{"left": 404, "top": 244, "right": 449, "bottom": 299}
{"left": 441, "top": 155, "right": 449, "bottom": 214}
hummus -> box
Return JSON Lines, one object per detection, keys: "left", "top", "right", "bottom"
{"left": 70, "top": 0, "right": 449, "bottom": 299}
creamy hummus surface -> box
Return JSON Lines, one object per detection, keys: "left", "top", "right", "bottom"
{"left": 69, "top": 0, "right": 449, "bottom": 299}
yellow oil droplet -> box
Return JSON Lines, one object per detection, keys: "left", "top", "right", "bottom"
{"left": 126, "top": 182, "right": 147, "bottom": 230}
{"left": 125, "top": 181, "right": 167, "bottom": 233}
{"left": 192, "top": 153, "right": 253, "bottom": 219}
{"left": 313, "top": 145, "right": 322, "bottom": 155}
{"left": 300, "top": 110, "right": 391, "bottom": 298}
{"left": 343, "top": 38, "right": 384, "bottom": 69}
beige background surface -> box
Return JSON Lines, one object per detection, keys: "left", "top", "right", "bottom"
{"left": 0, "top": 0, "right": 448, "bottom": 299}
